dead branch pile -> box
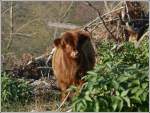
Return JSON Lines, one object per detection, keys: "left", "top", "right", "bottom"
{"left": 2, "top": 52, "right": 53, "bottom": 80}
{"left": 83, "top": 1, "right": 149, "bottom": 45}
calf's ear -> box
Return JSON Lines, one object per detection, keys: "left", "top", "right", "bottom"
{"left": 54, "top": 38, "right": 61, "bottom": 47}
{"left": 78, "top": 31, "right": 90, "bottom": 44}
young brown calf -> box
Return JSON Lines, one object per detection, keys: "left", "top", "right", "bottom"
{"left": 52, "top": 30, "right": 95, "bottom": 101}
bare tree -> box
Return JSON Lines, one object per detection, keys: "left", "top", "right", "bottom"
{"left": 6, "top": 1, "right": 13, "bottom": 49}
{"left": 53, "top": 1, "right": 74, "bottom": 39}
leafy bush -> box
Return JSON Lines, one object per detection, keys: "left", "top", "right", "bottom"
{"left": 1, "top": 72, "right": 33, "bottom": 105}
{"left": 71, "top": 38, "right": 149, "bottom": 112}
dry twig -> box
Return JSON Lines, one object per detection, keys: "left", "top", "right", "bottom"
{"left": 83, "top": 5, "right": 124, "bottom": 31}
{"left": 56, "top": 91, "right": 70, "bottom": 112}
{"left": 135, "top": 30, "right": 149, "bottom": 48}
{"left": 85, "top": 1, "right": 117, "bottom": 41}
{"left": 6, "top": 1, "right": 13, "bottom": 49}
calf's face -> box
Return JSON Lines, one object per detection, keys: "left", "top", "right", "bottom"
{"left": 54, "top": 31, "right": 90, "bottom": 59}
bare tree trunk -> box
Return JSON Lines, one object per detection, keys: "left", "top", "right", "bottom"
{"left": 7, "top": 1, "right": 13, "bottom": 50}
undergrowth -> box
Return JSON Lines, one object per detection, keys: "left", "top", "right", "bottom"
{"left": 71, "top": 37, "right": 149, "bottom": 112}
{"left": 1, "top": 73, "right": 34, "bottom": 111}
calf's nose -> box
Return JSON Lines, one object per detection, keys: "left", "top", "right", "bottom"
{"left": 71, "top": 51, "right": 79, "bottom": 58}
{"left": 74, "top": 51, "right": 79, "bottom": 56}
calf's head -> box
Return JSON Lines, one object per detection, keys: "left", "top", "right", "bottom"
{"left": 54, "top": 31, "right": 90, "bottom": 59}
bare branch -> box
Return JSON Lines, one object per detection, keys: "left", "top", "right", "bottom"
{"left": 2, "top": 32, "right": 37, "bottom": 38}
{"left": 56, "top": 92, "right": 70, "bottom": 112}
{"left": 6, "top": 1, "right": 13, "bottom": 49}
{"left": 112, "top": 1, "right": 123, "bottom": 10}
{"left": 53, "top": 28, "right": 59, "bottom": 39}
{"left": 83, "top": 5, "right": 124, "bottom": 30}
{"left": 66, "top": 109, "right": 72, "bottom": 112}
{"left": 15, "top": 18, "right": 40, "bottom": 33}
{"left": 52, "top": 1, "right": 74, "bottom": 39}
{"left": 116, "top": 20, "right": 120, "bottom": 41}
{"left": 91, "top": 17, "right": 120, "bottom": 32}
{"left": 14, "top": 32, "right": 36, "bottom": 37}
{"left": 104, "top": 1, "right": 110, "bottom": 13}
{"left": 86, "top": 1, "right": 117, "bottom": 41}
{"left": 48, "top": 22, "right": 80, "bottom": 29}
{"left": 135, "top": 30, "right": 149, "bottom": 48}
{"left": 60, "top": 1, "right": 74, "bottom": 21}
{"left": 2, "top": 4, "right": 17, "bottom": 16}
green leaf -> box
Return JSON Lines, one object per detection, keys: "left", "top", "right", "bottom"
{"left": 112, "top": 80, "right": 119, "bottom": 89}
{"left": 106, "top": 62, "right": 111, "bottom": 69}
{"left": 110, "top": 52, "right": 114, "bottom": 58}
{"left": 123, "top": 96, "right": 130, "bottom": 107}
{"left": 132, "top": 80, "right": 140, "bottom": 86}
{"left": 111, "top": 96, "right": 121, "bottom": 111}
{"left": 99, "top": 97, "right": 108, "bottom": 107}
{"left": 131, "top": 96, "right": 141, "bottom": 104}
{"left": 118, "top": 99, "right": 123, "bottom": 111}
{"left": 72, "top": 99, "right": 81, "bottom": 107}
{"left": 103, "top": 85, "right": 107, "bottom": 90}
{"left": 112, "top": 100, "right": 118, "bottom": 111}
{"left": 95, "top": 101, "right": 100, "bottom": 112}
{"left": 128, "top": 64, "right": 136, "bottom": 69}
{"left": 140, "top": 91, "right": 148, "bottom": 101}
{"left": 117, "top": 76, "right": 128, "bottom": 83}
{"left": 81, "top": 99, "right": 87, "bottom": 110}
{"left": 131, "top": 86, "right": 139, "bottom": 94}
{"left": 77, "top": 103, "right": 82, "bottom": 111}
{"left": 116, "top": 91, "right": 120, "bottom": 96}
{"left": 87, "top": 71, "right": 97, "bottom": 76}
{"left": 121, "top": 90, "right": 129, "bottom": 97}
{"left": 85, "top": 95, "right": 92, "bottom": 102}
{"left": 136, "top": 89, "right": 144, "bottom": 97}
{"left": 141, "top": 83, "right": 148, "bottom": 89}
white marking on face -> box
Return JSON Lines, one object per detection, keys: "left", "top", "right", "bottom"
{"left": 71, "top": 51, "right": 78, "bottom": 58}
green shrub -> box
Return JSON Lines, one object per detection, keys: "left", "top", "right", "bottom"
{"left": 72, "top": 38, "right": 149, "bottom": 112}
{"left": 1, "top": 72, "right": 33, "bottom": 105}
